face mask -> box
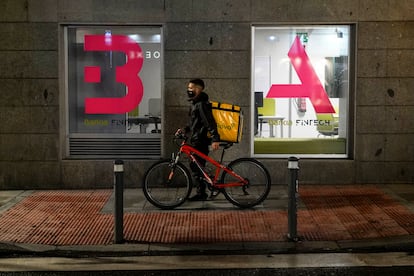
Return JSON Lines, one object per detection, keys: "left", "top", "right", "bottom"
{"left": 187, "top": 90, "right": 195, "bottom": 98}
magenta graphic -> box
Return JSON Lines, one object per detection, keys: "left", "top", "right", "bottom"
{"left": 267, "top": 36, "right": 335, "bottom": 113}
{"left": 84, "top": 35, "right": 144, "bottom": 114}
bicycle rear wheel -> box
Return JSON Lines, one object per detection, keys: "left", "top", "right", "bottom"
{"left": 142, "top": 160, "right": 192, "bottom": 209}
{"left": 221, "top": 158, "right": 271, "bottom": 208}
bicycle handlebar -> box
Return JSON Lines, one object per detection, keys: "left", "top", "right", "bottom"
{"left": 174, "top": 130, "right": 187, "bottom": 140}
{"left": 220, "top": 142, "right": 233, "bottom": 149}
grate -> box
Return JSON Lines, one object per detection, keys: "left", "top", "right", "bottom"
{"left": 69, "top": 136, "right": 161, "bottom": 159}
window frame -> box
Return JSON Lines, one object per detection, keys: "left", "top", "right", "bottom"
{"left": 251, "top": 24, "right": 356, "bottom": 159}
{"left": 60, "top": 24, "right": 164, "bottom": 159}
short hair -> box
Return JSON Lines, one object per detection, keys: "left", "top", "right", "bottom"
{"left": 189, "top": 78, "right": 205, "bottom": 89}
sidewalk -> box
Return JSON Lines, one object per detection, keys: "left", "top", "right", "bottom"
{"left": 1, "top": 184, "right": 414, "bottom": 257}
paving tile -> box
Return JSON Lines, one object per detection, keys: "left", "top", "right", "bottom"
{"left": 0, "top": 185, "right": 413, "bottom": 246}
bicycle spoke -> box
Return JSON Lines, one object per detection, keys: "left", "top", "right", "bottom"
{"left": 143, "top": 160, "right": 192, "bottom": 209}
{"left": 221, "top": 158, "right": 271, "bottom": 208}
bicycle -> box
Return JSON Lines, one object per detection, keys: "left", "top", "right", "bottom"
{"left": 142, "top": 132, "right": 271, "bottom": 209}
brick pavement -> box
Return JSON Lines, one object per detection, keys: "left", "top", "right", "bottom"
{"left": 0, "top": 185, "right": 414, "bottom": 246}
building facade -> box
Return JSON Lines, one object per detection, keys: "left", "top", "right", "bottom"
{"left": 0, "top": 0, "right": 413, "bottom": 189}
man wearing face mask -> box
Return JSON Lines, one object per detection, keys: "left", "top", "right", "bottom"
{"left": 176, "top": 78, "right": 221, "bottom": 201}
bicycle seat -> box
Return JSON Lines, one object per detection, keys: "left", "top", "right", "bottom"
{"left": 219, "top": 142, "right": 233, "bottom": 149}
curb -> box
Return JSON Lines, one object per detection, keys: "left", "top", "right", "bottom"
{"left": 2, "top": 236, "right": 414, "bottom": 258}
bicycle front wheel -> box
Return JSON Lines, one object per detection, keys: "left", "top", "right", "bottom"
{"left": 142, "top": 160, "right": 192, "bottom": 209}
{"left": 221, "top": 158, "right": 271, "bottom": 208}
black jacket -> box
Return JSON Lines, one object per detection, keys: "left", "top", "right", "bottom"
{"left": 185, "top": 92, "right": 220, "bottom": 147}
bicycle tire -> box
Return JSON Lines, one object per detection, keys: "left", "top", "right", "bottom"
{"left": 142, "top": 159, "right": 192, "bottom": 209}
{"left": 221, "top": 158, "right": 271, "bottom": 208}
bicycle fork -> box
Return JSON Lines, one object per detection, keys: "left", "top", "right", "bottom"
{"left": 167, "top": 152, "right": 181, "bottom": 182}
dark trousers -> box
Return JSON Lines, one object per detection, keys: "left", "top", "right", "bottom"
{"left": 190, "top": 143, "right": 209, "bottom": 194}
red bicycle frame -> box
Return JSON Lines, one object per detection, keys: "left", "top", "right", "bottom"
{"left": 177, "top": 140, "right": 248, "bottom": 189}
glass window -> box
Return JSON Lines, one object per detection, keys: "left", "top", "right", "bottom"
{"left": 252, "top": 25, "right": 351, "bottom": 158}
{"left": 64, "top": 26, "right": 163, "bottom": 158}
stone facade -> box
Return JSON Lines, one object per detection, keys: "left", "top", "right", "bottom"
{"left": 0, "top": 0, "right": 413, "bottom": 189}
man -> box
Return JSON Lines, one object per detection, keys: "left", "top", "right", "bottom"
{"left": 178, "top": 78, "right": 220, "bottom": 201}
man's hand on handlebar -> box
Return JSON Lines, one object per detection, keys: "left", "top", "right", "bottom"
{"left": 174, "top": 128, "right": 186, "bottom": 139}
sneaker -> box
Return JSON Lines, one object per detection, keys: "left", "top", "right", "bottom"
{"left": 188, "top": 193, "right": 208, "bottom": 201}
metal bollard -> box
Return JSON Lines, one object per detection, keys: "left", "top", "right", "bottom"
{"left": 114, "top": 159, "right": 124, "bottom": 244}
{"left": 287, "top": 156, "right": 299, "bottom": 241}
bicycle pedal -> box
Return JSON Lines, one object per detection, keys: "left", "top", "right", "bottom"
{"left": 210, "top": 190, "right": 221, "bottom": 199}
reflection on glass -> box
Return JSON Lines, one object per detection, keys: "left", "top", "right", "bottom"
{"left": 252, "top": 26, "right": 350, "bottom": 157}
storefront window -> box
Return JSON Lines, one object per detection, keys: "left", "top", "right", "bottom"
{"left": 64, "top": 26, "right": 162, "bottom": 158}
{"left": 252, "top": 25, "right": 350, "bottom": 158}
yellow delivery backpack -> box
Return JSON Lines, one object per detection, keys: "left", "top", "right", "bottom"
{"left": 210, "top": 101, "right": 243, "bottom": 143}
